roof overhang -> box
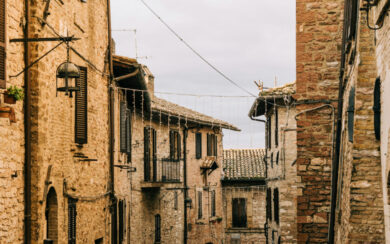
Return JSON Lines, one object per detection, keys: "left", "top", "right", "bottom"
{"left": 248, "top": 95, "right": 292, "bottom": 118}
{"left": 200, "top": 157, "right": 219, "bottom": 175}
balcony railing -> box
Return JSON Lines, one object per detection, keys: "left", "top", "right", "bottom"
{"left": 144, "top": 158, "right": 181, "bottom": 183}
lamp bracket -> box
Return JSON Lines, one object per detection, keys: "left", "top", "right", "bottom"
{"left": 10, "top": 36, "right": 80, "bottom": 43}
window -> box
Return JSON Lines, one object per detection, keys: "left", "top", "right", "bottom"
{"left": 276, "top": 151, "right": 279, "bottom": 165}
{"left": 118, "top": 200, "right": 126, "bottom": 243}
{"left": 266, "top": 188, "right": 272, "bottom": 221}
{"left": 174, "top": 191, "right": 178, "bottom": 210}
{"left": 232, "top": 198, "right": 247, "bottom": 227}
{"left": 275, "top": 108, "right": 278, "bottom": 147}
{"left": 46, "top": 188, "right": 58, "bottom": 243}
{"left": 0, "top": 0, "right": 5, "bottom": 89}
{"left": 155, "top": 214, "right": 161, "bottom": 243}
{"left": 267, "top": 116, "right": 272, "bottom": 149}
{"left": 273, "top": 188, "right": 279, "bottom": 224}
{"left": 198, "top": 191, "right": 203, "bottom": 219}
{"left": 120, "top": 102, "right": 132, "bottom": 157}
{"left": 211, "top": 190, "right": 216, "bottom": 217}
{"left": 207, "top": 134, "right": 217, "bottom": 156}
{"left": 347, "top": 86, "right": 355, "bottom": 142}
{"left": 75, "top": 67, "right": 88, "bottom": 144}
{"left": 144, "top": 127, "right": 157, "bottom": 181}
{"left": 169, "top": 130, "right": 181, "bottom": 161}
{"left": 68, "top": 198, "right": 77, "bottom": 244}
{"left": 387, "top": 172, "right": 390, "bottom": 205}
{"left": 373, "top": 77, "right": 380, "bottom": 140}
{"left": 270, "top": 152, "right": 274, "bottom": 168}
{"left": 195, "top": 132, "right": 202, "bottom": 159}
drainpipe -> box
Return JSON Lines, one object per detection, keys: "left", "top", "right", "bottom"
{"left": 183, "top": 128, "right": 188, "bottom": 244}
{"left": 23, "top": 0, "right": 31, "bottom": 242}
{"left": 106, "top": 0, "right": 116, "bottom": 242}
{"left": 328, "top": 1, "right": 348, "bottom": 242}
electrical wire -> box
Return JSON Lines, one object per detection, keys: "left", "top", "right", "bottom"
{"left": 139, "top": 0, "right": 256, "bottom": 97}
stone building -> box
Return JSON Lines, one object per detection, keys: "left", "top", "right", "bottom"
{"left": 0, "top": 0, "right": 114, "bottom": 243}
{"left": 221, "top": 149, "right": 267, "bottom": 244}
{"left": 249, "top": 83, "right": 298, "bottom": 243}
{"left": 0, "top": 0, "right": 26, "bottom": 243}
{"left": 328, "top": 1, "right": 390, "bottom": 243}
{"left": 296, "top": 0, "right": 344, "bottom": 242}
{"left": 113, "top": 54, "right": 239, "bottom": 244}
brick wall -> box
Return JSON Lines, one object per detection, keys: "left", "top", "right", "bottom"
{"left": 296, "top": 0, "right": 344, "bottom": 242}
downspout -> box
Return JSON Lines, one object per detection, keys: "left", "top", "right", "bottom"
{"left": 106, "top": 0, "right": 116, "bottom": 242}
{"left": 183, "top": 128, "right": 188, "bottom": 244}
{"left": 328, "top": 1, "right": 348, "bottom": 242}
{"left": 23, "top": 0, "right": 31, "bottom": 242}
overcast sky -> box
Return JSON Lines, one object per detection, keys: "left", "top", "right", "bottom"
{"left": 111, "top": 0, "right": 296, "bottom": 149}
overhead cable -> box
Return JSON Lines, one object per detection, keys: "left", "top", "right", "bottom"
{"left": 139, "top": 0, "right": 256, "bottom": 97}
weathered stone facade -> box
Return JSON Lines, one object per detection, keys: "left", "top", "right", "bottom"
{"left": 296, "top": 1, "right": 344, "bottom": 242}
{"left": 113, "top": 55, "right": 237, "bottom": 244}
{"left": 222, "top": 149, "right": 267, "bottom": 244}
{"left": 0, "top": 0, "right": 25, "bottom": 243}
{"left": 249, "top": 83, "right": 298, "bottom": 243}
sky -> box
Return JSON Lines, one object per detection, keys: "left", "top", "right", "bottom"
{"left": 111, "top": 0, "right": 296, "bottom": 149}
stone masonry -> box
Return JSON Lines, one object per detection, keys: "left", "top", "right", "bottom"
{"left": 296, "top": 1, "right": 344, "bottom": 242}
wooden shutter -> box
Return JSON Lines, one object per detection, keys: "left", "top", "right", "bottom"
{"left": 126, "top": 110, "right": 131, "bottom": 157}
{"left": 169, "top": 130, "right": 174, "bottom": 160}
{"left": 276, "top": 151, "right": 279, "bottom": 165}
{"left": 232, "top": 198, "right": 246, "bottom": 227}
{"left": 240, "top": 199, "right": 247, "bottom": 227}
{"left": 213, "top": 135, "right": 217, "bottom": 157}
{"left": 198, "top": 191, "right": 202, "bottom": 219}
{"left": 271, "top": 152, "right": 274, "bottom": 168}
{"left": 266, "top": 188, "right": 272, "bottom": 221}
{"left": 347, "top": 86, "right": 356, "bottom": 142}
{"left": 120, "top": 102, "right": 127, "bottom": 152}
{"left": 75, "top": 67, "right": 87, "bottom": 144}
{"left": 177, "top": 132, "right": 181, "bottom": 160}
{"left": 373, "top": 78, "right": 381, "bottom": 140}
{"left": 232, "top": 198, "right": 239, "bottom": 227}
{"left": 152, "top": 128, "right": 157, "bottom": 182}
{"left": 155, "top": 214, "right": 161, "bottom": 242}
{"left": 274, "top": 188, "right": 279, "bottom": 224}
{"left": 68, "top": 198, "right": 77, "bottom": 244}
{"left": 196, "top": 133, "right": 202, "bottom": 159}
{"left": 211, "top": 190, "right": 216, "bottom": 217}
{"left": 144, "top": 127, "right": 150, "bottom": 181}
{"left": 207, "top": 134, "right": 211, "bottom": 156}
{"left": 0, "top": 0, "right": 5, "bottom": 89}
{"left": 174, "top": 191, "right": 178, "bottom": 210}
{"left": 275, "top": 108, "right": 278, "bottom": 146}
{"left": 118, "top": 200, "right": 124, "bottom": 243}
{"left": 267, "top": 117, "right": 272, "bottom": 149}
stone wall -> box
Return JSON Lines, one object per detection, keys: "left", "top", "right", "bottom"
{"left": 333, "top": 2, "right": 385, "bottom": 243}
{"left": 0, "top": 0, "right": 26, "bottom": 243}
{"left": 27, "top": 1, "right": 111, "bottom": 243}
{"left": 265, "top": 105, "right": 298, "bottom": 243}
{"left": 296, "top": 1, "right": 344, "bottom": 242}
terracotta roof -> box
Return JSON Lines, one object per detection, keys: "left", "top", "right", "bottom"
{"left": 151, "top": 97, "right": 240, "bottom": 131}
{"left": 222, "top": 149, "right": 266, "bottom": 180}
{"left": 259, "top": 82, "right": 296, "bottom": 97}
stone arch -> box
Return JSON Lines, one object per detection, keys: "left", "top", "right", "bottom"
{"left": 45, "top": 187, "right": 58, "bottom": 243}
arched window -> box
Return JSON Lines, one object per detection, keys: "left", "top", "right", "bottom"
{"left": 155, "top": 214, "right": 161, "bottom": 243}
{"left": 45, "top": 187, "right": 58, "bottom": 243}
{"left": 387, "top": 172, "right": 390, "bottom": 205}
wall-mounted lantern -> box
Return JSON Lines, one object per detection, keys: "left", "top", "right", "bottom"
{"left": 56, "top": 44, "right": 80, "bottom": 97}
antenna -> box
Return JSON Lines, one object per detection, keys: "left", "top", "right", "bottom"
{"left": 112, "top": 29, "right": 150, "bottom": 60}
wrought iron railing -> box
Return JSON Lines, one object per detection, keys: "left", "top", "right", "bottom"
{"left": 144, "top": 158, "right": 181, "bottom": 183}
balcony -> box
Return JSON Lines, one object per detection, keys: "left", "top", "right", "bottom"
{"left": 142, "top": 159, "right": 181, "bottom": 189}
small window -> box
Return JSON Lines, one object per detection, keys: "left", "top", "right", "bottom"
{"left": 347, "top": 86, "right": 355, "bottom": 142}
{"left": 270, "top": 152, "right": 274, "bottom": 168}
{"left": 198, "top": 191, "right": 203, "bottom": 219}
{"left": 68, "top": 198, "right": 77, "bottom": 244}
{"left": 232, "top": 198, "right": 247, "bottom": 228}
{"left": 276, "top": 151, "right": 279, "bottom": 165}
{"left": 267, "top": 116, "right": 272, "bottom": 149}
{"left": 174, "top": 191, "right": 178, "bottom": 210}
{"left": 211, "top": 190, "right": 216, "bottom": 217}
{"left": 169, "top": 130, "right": 181, "bottom": 161}
{"left": 273, "top": 188, "right": 279, "bottom": 224}
{"left": 75, "top": 67, "right": 88, "bottom": 144}
{"left": 195, "top": 132, "right": 202, "bottom": 159}
{"left": 266, "top": 188, "right": 272, "bottom": 220}
{"left": 155, "top": 214, "right": 161, "bottom": 243}
{"left": 373, "top": 77, "right": 380, "bottom": 140}
{"left": 275, "top": 108, "right": 278, "bottom": 147}
{"left": 207, "top": 134, "right": 217, "bottom": 157}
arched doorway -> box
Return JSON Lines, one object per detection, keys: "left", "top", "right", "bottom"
{"left": 45, "top": 187, "right": 58, "bottom": 243}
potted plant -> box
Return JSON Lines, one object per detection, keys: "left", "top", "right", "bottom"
{"left": 4, "top": 86, "right": 24, "bottom": 104}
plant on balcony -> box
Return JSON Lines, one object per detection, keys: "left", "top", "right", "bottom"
{"left": 4, "top": 86, "right": 24, "bottom": 104}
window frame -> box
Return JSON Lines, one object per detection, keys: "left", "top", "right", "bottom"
{"left": 232, "top": 198, "right": 247, "bottom": 228}
{"left": 169, "top": 130, "right": 181, "bottom": 161}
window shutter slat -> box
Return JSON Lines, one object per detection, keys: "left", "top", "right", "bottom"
{"left": 126, "top": 110, "right": 131, "bottom": 156}
{"left": 75, "top": 67, "right": 88, "bottom": 144}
